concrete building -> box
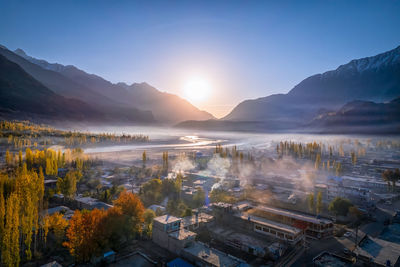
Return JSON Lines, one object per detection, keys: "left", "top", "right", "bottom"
{"left": 168, "top": 229, "right": 197, "bottom": 254}
{"left": 181, "top": 212, "right": 214, "bottom": 231}
{"left": 312, "top": 251, "right": 353, "bottom": 266}
{"left": 239, "top": 214, "right": 303, "bottom": 244}
{"left": 326, "top": 184, "right": 371, "bottom": 203}
{"left": 148, "top": 204, "right": 166, "bottom": 214}
{"left": 181, "top": 241, "right": 247, "bottom": 267}
{"left": 249, "top": 206, "right": 334, "bottom": 239}
{"left": 152, "top": 215, "right": 197, "bottom": 254}
{"left": 354, "top": 235, "right": 400, "bottom": 267}
{"left": 75, "top": 196, "right": 114, "bottom": 210}
{"left": 210, "top": 226, "right": 281, "bottom": 258}
{"left": 152, "top": 214, "right": 246, "bottom": 266}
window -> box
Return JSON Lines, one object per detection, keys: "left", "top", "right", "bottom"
{"left": 255, "top": 225, "right": 262, "bottom": 230}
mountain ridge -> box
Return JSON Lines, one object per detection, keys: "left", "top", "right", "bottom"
{"left": 12, "top": 48, "right": 215, "bottom": 123}
{"left": 223, "top": 45, "right": 400, "bottom": 124}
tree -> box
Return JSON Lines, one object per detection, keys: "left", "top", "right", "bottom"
{"left": 166, "top": 199, "right": 187, "bottom": 217}
{"left": 192, "top": 188, "right": 206, "bottom": 208}
{"left": 182, "top": 208, "right": 193, "bottom": 217}
{"left": 140, "top": 178, "right": 162, "bottom": 206}
{"left": 5, "top": 149, "right": 12, "bottom": 166}
{"left": 307, "top": 193, "right": 314, "bottom": 213}
{"left": 210, "top": 188, "right": 235, "bottom": 203}
{"left": 382, "top": 169, "right": 400, "bottom": 191}
{"left": 143, "top": 209, "right": 156, "bottom": 237}
{"left": 45, "top": 212, "right": 68, "bottom": 245}
{"left": 348, "top": 206, "right": 363, "bottom": 223}
{"left": 2, "top": 193, "right": 20, "bottom": 267}
{"left": 63, "top": 209, "right": 106, "bottom": 262}
{"left": 335, "top": 162, "right": 342, "bottom": 176}
{"left": 113, "top": 191, "right": 145, "bottom": 239}
{"left": 315, "top": 154, "right": 321, "bottom": 169}
{"left": 142, "top": 151, "right": 147, "bottom": 168}
{"left": 328, "top": 197, "right": 353, "bottom": 216}
{"left": 316, "top": 191, "right": 323, "bottom": 215}
{"left": 57, "top": 171, "right": 77, "bottom": 200}
{"left": 351, "top": 151, "right": 357, "bottom": 165}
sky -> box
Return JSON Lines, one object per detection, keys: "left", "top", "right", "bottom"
{"left": 1, "top": 0, "right": 400, "bottom": 118}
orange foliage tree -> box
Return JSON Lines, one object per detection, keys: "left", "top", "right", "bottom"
{"left": 113, "top": 190, "right": 145, "bottom": 238}
{"left": 63, "top": 209, "right": 106, "bottom": 262}
{"left": 64, "top": 191, "right": 145, "bottom": 262}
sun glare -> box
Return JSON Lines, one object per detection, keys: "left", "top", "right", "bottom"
{"left": 182, "top": 76, "right": 211, "bottom": 103}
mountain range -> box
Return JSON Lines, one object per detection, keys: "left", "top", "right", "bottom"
{"left": 0, "top": 45, "right": 214, "bottom": 124}
{"left": 0, "top": 44, "right": 399, "bottom": 133}
{"left": 178, "top": 45, "right": 400, "bottom": 133}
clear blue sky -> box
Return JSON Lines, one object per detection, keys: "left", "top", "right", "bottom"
{"left": 1, "top": 0, "right": 400, "bottom": 117}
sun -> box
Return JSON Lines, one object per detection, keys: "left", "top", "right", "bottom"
{"left": 182, "top": 76, "right": 211, "bottom": 103}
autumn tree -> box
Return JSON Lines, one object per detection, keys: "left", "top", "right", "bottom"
{"left": 45, "top": 212, "right": 68, "bottom": 245}
{"left": 113, "top": 191, "right": 145, "bottom": 239}
{"left": 315, "top": 154, "right": 321, "bottom": 169}
{"left": 142, "top": 150, "right": 147, "bottom": 168}
{"left": 1, "top": 193, "right": 20, "bottom": 267}
{"left": 57, "top": 170, "right": 77, "bottom": 200}
{"left": 307, "top": 193, "right": 314, "bottom": 213}
{"left": 143, "top": 209, "right": 156, "bottom": 237}
{"left": 351, "top": 151, "right": 357, "bottom": 165}
{"left": 63, "top": 209, "right": 106, "bottom": 262}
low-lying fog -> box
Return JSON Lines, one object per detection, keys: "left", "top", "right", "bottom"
{"left": 64, "top": 125, "right": 400, "bottom": 155}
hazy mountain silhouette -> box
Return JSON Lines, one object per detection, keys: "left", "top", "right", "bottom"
{"left": 177, "top": 45, "right": 400, "bottom": 133}
{"left": 224, "top": 45, "right": 400, "bottom": 126}
{"left": 307, "top": 97, "right": 400, "bottom": 134}
{"left": 0, "top": 46, "right": 154, "bottom": 123}
{"left": 12, "top": 48, "right": 214, "bottom": 123}
{"left": 0, "top": 54, "right": 101, "bottom": 121}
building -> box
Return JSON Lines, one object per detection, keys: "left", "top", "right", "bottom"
{"left": 152, "top": 214, "right": 246, "bottom": 266}
{"left": 43, "top": 206, "right": 74, "bottom": 220}
{"left": 40, "top": 261, "right": 62, "bottom": 267}
{"left": 247, "top": 206, "right": 333, "bottom": 239}
{"left": 167, "top": 258, "right": 194, "bottom": 267}
{"left": 168, "top": 229, "right": 197, "bottom": 254}
{"left": 181, "top": 212, "right": 214, "bottom": 231}
{"left": 312, "top": 251, "right": 353, "bottom": 266}
{"left": 44, "top": 179, "right": 57, "bottom": 189}
{"left": 328, "top": 175, "right": 391, "bottom": 192}
{"left": 354, "top": 235, "right": 400, "bottom": 267}
{"left": 75, "top": 196, "right": 114, "bottom": 210}
{"left": 152, "top": 215, "right": 197, "bottom": 254}
{"left": 181, "top": 241, "right": 247, "bottom": 267}
{"left": 148, "top": 204, "right": 166, "bottom": 214}
{"left": 210, "top": 226, "right": 281, "bottom": 258}
{"left": 238, "top": 213, "right": 304, "bottom": 244}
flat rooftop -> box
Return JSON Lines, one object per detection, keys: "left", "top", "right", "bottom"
{"left": 210, "top": 226, "right": 273, "bottom": 248}
{"left": 252, "top": 206, "right": 333, "bottom": 225}
{"left": 183, "top": 242, "right": 243, "bottom": 267}
{"left": 212, "top": 202, "right": 232, "bottom": 208}
{"left": 169, "top": 229, "right": 197, "bottom": 240}
{"left": 355, "top": 236, "right": 400, "bottom": 266}
{"left": 154, "top": 215, "right": 181, "bottom": 224}
{"left": 237, "top": 213, "right": 301, "bottom": 235}
{"left": 313, "top": 252, "right": 353, "bottom": 267}
{"left": 181, "top": 213, "right": 213, "bottom": 227}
